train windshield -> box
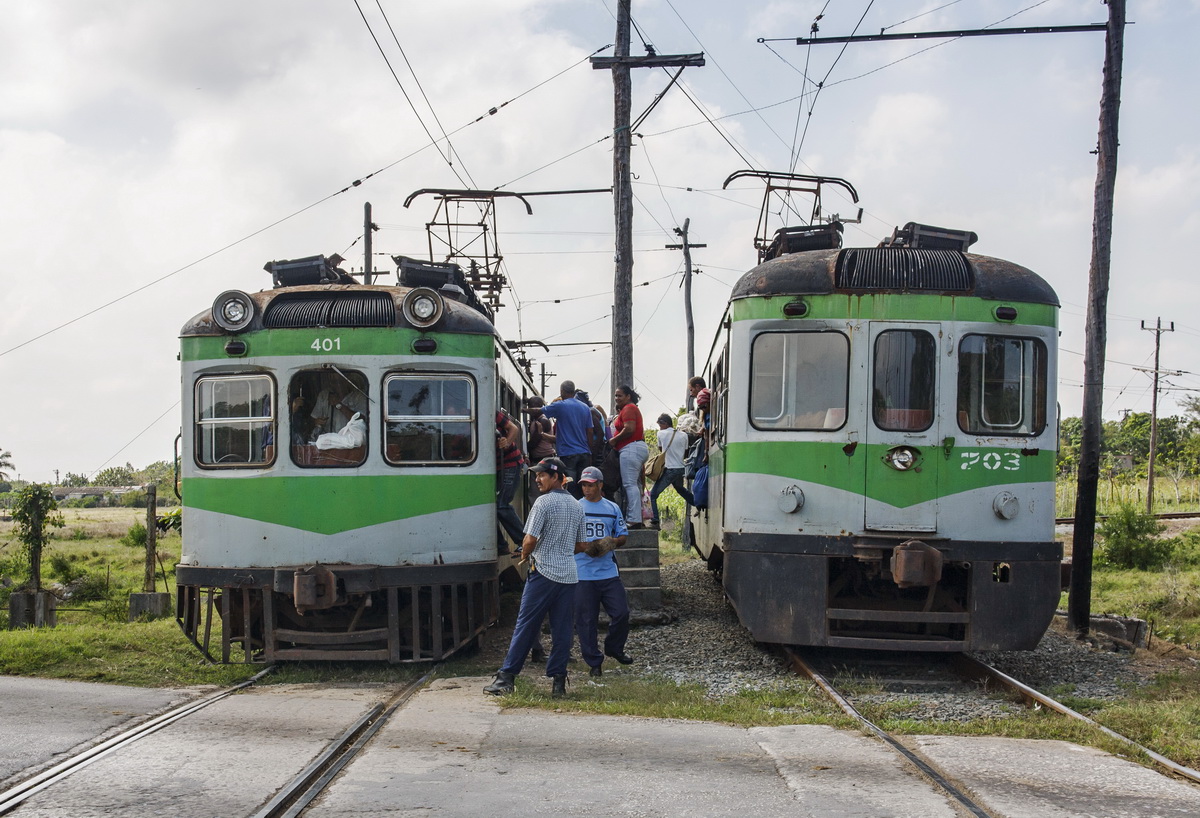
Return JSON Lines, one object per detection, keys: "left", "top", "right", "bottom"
{"left": 873, "top": 330, "right": 936, "bottom": 432}
{"left": 288, "top": 369, "right": 370, "bottom": 467}
{"left": 750, "top": 331, "right": 848, "bottom": 430}
{"left": 194, "top": 375, "right": 275, "bottom": 467}
{"left": 957, "top": 335, "right": 1047, "bottom": 436}
{"left": 384, "top": 375, "right": 475, "bottom": 464}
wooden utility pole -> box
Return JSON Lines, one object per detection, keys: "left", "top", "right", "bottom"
{"left": 666, "top": 218, "right": 706, "bottom": 410}
{"left": 593, "top": 1, "right": 703, "bottom": 394}
{"left": 143, "top": 484, "right": 157, "bottom": 593}
{"left": 363, "top": 202, "right": 374, "bottom": 285}
{"left": 1069, "top": 0, "right": 1126, "bottom": 637}
{"left": 1141, "top": 317, "right": 1175, "bottom": 513}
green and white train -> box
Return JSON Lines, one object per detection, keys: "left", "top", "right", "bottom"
{"left": 692, "top": 221, "right": 1061, "bottom": 651}
{"left": 176, "top": 255, "right": 533, "bottom": 662}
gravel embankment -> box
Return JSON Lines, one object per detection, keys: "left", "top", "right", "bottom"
{"left": 622, "top": 557, "right": 1193, "bottom": 721}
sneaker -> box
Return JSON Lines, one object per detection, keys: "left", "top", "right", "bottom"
{"left": 589, "top": 665, "right": 603, "bottom": 678}
{"left": 483, "top": 671, "right": 515, "bottom": 695}
{"left": 551, "top": 674, "right": 567, "bottom": 699}
{"left": 606, "top": 650, "right": 634, "bottom": 665}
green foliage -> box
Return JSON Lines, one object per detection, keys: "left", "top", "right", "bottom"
{"left": 120, "top": 521, "right": 148, "bottom": 549}
{"left": 93, "top": 463, "right": 136, "bottom": 487}
{"left": 118, "top": 490, "right": 147, "bottom": 508}
{"left": 60, "top": 472, "right": 90, "bottom": 487}
{"left": 62, "top": 496, "right": 100, "bottom": 509}
{"left": 157, "top": 508, "right": 182, "bottom": 532}
{"left": 48, "top": 552, "right": 85, "bottom": 583}
{"left": 0, "top": 481, "right": 11, "bottom": 494}
{"left": 1097, "top": 503, "right": 1171, "bottom": 569}
{"left": 11, "top": 484, "right": 64, "bottom": 592}
{"left": 0, "top": 448, "right": 13, "bottom": 482}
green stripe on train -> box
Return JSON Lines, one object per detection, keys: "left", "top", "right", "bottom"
{"left": 181, "top": 328, "right": 493, "bottom": 362}
{"left": 724, "top": 441, "right": 1054, "bottom": 507}
{"left": 731, "top": 294, "right": 1057, "bottom": 327}
{"left": 182, "top": 473, "right": 493, "bottom": 534}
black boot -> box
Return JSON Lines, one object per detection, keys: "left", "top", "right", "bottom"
{"left": 530, "top": 642, "right": 547, "bottom": 663}
{"left": 551, "top": 674, "right": 567, "bottom": 699}
{"left": 483, "top": 671, "right": 515, "bottom": 695}
{"left": 589, "top": 665, "right": 602, "bottom": 678}
{"left": 605, "top": 649, "right": 634, "bottom": 665}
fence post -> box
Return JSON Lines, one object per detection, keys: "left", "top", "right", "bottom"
{"left": 129, "top": 484, "right": 170, "bottom": 621}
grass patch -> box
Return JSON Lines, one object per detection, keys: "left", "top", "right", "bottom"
{"left": 493, "top": 671, "right": 851, "bottom": 729}
{"left": 0, "top": 618, "right": 255, "bottom": 687}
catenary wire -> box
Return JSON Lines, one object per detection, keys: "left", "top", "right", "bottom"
{"left": 0, "top": 48, "right": 606, "bottom": 360}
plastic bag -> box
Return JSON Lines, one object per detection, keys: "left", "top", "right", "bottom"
{"left": 315, "top": 413, "right": 367, "bottom": 450}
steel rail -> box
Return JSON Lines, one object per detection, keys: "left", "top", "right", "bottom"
{"left": 252, "top": 669, "right": 436, "bottom": 818}
{"left": 1055, "top": 511, "right": 1200, "bottom": 525}
{"left": 0, "top": 665, "right": 276, "bottom": 815}
{"left": 785, "top": 648, "right": 995, "bottom": 818}
{"left": 952, "top": 654, "right": 1200, "bottom": 785}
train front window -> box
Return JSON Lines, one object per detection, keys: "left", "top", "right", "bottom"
{"left": 957, "top": 335, "right": 1047, "bottom": 436}
{"left": 195, "top": 375, "right": 274, "bottom": 467}
{"left": 873, "top": 330, "right": 936, "bottom": 432}
{"left": 288, "top": 368, "right": 370, "bottom": 468}
{"left": 750, "top": 332, "right": 848, "bottom": 430}
{"left": 384, "top": 375, "right": 475, "bottom": 464}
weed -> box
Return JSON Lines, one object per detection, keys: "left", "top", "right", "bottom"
{"left": 1097, "top": 504, "right": 1170, "bottom": 569}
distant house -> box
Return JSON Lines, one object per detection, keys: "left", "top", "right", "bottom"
{"left": 1112, "top": 455, "right": 1135, "bottom": 472}
{"left": 52, "top": 485, "right": 141, "bottom": 502}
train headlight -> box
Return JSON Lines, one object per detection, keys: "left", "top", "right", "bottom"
{"left": 402, "top": 287, "right": 445, "bottom": 328}
{"left": 777, "top": 485, "right": 805, "bottom": 513}
{"left": 884, "top": 446, "right": 920, "bottom": 471}
{"left": 993, "top": 491, "right": 1020, "bottom": 520}
{"left": 212, "top": 290, "right": 256, "bottom": 332}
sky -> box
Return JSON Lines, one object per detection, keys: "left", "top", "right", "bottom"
{"left": 2, "top": 0, "right": 1198, "bottom": 484}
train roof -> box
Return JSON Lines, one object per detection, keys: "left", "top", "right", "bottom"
{"left": 179, "top": 284, "right": 498, "bottom": 338}
{"left": 730, "top": 247, "right": 1059, "bottom": 307}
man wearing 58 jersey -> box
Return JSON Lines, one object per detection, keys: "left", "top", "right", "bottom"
{"left": 574, "top": 466, "right": 632, "bottom": 677}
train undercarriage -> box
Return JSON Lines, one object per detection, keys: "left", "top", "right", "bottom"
{"left": 175, "top": 561, "right": 502, "bottom": 663}
{"left": 718, "top": 533, "right": 1062, "bottom": 652}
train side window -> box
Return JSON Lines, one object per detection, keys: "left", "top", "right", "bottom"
{"left": 749, "top": 332, "right": 849, "bottom": 431}
{"left": 194, "top": 375, "right": 275, "bottom": 467}
{"left": 957, "top": 335, "right": 1047, "bottom": 436}
{"left": 873, "top": 330, "right": 936, "bottom": 432}
{"left": 384, "top": 374, "right": 476, "bottom": 465}
{"left": 288, "top": 369, "right": 369, "bottom": 468}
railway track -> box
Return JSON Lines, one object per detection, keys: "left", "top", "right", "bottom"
{"left": 0, "top": 668, "right": 436, "bottom": 817}
{"left": 0, "top": 667, "right": 277, "bottom": 814}
{"left": 784, "top": 646, "right": 1200, "bottom": 815}
{"left": 1054, "top": 510, "right": 1200, "bottom": 525}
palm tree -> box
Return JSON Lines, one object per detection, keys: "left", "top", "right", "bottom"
{"left": 0, "top": 448, "right": 13, "bottom": 481}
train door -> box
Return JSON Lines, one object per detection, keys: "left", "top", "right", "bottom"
{"left": 864, "top": 323, "right": 941, "bottom": 532}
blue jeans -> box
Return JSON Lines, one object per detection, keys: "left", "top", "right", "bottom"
{"left": 499, "top": 572, "right": 576, "bottom": 678}
{"left": 559, "top": 452, "right": 591, "bottom": 499}
{"left": 575, "top": 576, "right": 630, "bottom": 669}
{"left": 496, "top": 464, "right": 524, "bottom": 549}
{"left": 649, "top": 467, "right": 693, "bottom": 523}
{"left": 618, "top": 440, "right": 648, "bottom": 524}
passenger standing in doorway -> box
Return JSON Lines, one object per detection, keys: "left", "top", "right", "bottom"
{"left": 495, "top": 410, "right": 525, "bottom": 554}
{"left": 610, "top": 385, "right": 649, "bottom": 528}
{"left": 649, "top": 413, "right": 693, "bottom": 529}
{"left": 534, "top": 380, "right": 594, "bottom": 493}
{"left": 484, "top": 457, "right": 588, "bottom": 699}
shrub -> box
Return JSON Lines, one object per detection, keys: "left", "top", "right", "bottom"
{"left": 1097, "top": 503, "right": 1171, "bottom": 570}
{"left": 120, "top": 521, "right": 148, "bottom": 549}
{"left": 48, "top": 552, "right": 85, "bottom": 584}
{"left": 69, "top": 573, "right": 111, "bottom": 602}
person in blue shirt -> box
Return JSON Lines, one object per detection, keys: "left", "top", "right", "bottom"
{"left": 531, "top": 380, "right": 594, "bottom": 494}
{"left": 574, "top": 466, "right": 632, "bottom": 677}
{"left": 484, "top": 457, "right": 588, "bottom": 699}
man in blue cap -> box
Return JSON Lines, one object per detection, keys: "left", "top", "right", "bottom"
{"left": 484, "top": 457, "right": 589, "bottom": 699}
{"left": 575, "top": 465, "right": 633, "bottom": 677}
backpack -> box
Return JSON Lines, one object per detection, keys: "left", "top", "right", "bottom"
{"left": 692, "top": 464, "right": 709, "bottom": 509}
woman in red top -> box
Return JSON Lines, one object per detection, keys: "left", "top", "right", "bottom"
{"left": 611, "top": 385, "right": 649, "bottom": 527}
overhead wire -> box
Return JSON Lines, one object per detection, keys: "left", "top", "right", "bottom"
{"left": 0, "top": 47, "right": 606, "bottom": 360}
{"left": 89, "top": 401, "right": 181, "bottom": 476}
{"left": 352, "top": 0, "right": 471, "bottom": 189}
